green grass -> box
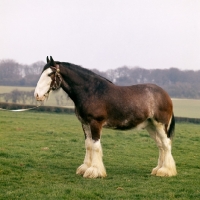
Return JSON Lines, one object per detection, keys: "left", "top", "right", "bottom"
{"left": 0, "top": 111, "right": 199, "bottom": 199}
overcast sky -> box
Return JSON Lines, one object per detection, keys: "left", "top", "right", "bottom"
{"left": 1, "top": 0, "right": 200, "bottom": 71}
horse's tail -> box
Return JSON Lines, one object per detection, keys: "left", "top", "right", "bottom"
{"left": 167, "top": 113, "right": 175, "bottom": 139}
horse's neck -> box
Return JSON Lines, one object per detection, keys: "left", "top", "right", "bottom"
{"left": 60, "top": 67, "right": 90, "bottom": 102}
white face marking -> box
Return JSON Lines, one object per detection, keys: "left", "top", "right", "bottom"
{"left": 34, "top": 68, "right": 53, "bottom": 101}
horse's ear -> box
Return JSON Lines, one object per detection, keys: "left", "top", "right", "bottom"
{"left": 50, "top": 56, "right": 56, "bottom": 66}
{"left": 46, "top": 56, "right": 50, "bottom": 63}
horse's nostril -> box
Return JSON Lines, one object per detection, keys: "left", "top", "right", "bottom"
{"left": 35, "top": 93, "right": 39, "bottom": 99}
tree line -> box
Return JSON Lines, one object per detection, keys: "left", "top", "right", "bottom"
{"left": 0, "top": 89, "right": 35, "bottom": 104}
{"left": 0, "top": 59, "right": 44, "bottom": 86}
{"left": 94, "top": 67, "right": 200, "bottom": 99}
{"left": 1, "top": 59, "right": 200, "bottom": 99}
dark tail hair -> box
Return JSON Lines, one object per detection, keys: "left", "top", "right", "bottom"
{"left": 167, "top": 113, "right": 175, "bottom": 139}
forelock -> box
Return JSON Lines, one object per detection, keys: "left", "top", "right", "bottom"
{"left": 42, "top": 61, "right": 60, "bottom": 72}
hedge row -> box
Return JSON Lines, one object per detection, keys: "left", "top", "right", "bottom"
{"left": 175, "top": 117, "right": 200, "bottom": 124}
{"left": 1, "top": 102, "right": 200, "bottom": 124}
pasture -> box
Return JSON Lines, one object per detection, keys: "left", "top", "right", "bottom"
{"left": 0, "top": 111, "right": 199, "bottom": 199}
{"left": 1, "top": 86, "right": 200, "bottom": 118}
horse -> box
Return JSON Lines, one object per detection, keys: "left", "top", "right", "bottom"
{"left": 34, "top": 56, "right": 177, "bottom": 178}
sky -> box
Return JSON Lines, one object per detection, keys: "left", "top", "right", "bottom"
{"left": 0, "top": 0, "right": 200, "bottom": 71}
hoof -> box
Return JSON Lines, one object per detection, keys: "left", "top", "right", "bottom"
{"left": 83, "top": 166, "right": 107, "bottom": 178}
{"left": 76, "top": 164, "right": 89, "bottom": 175}
{"left": 155, "top": 167, "right": 177, "bottom": 177}
{"left": 151, "top": 166, "right": 160, "bottom": 175}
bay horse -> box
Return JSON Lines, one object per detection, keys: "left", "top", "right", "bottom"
{"left": 34, "top": 56, "right": 177, "bottom": 178}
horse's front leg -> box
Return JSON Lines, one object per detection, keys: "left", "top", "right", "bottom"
{"left": 83, "top": 138, "right": 106, "bottom": 178}
{"left": 76, "top": 124, "right": 93, "bottom": 175}
{"left": 77, "top": 121, "right": 106, "bottom": 178}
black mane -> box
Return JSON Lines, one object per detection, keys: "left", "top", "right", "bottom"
{"left": 61, "top": 62, "right": 113, "bottom": 84}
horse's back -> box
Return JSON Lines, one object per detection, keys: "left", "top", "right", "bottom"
{"left": 109, "top": 83, "right": 172, "bottom": 110}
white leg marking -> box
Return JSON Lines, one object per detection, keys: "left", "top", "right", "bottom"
{"left": 147, "top": 120, "right": 177, "bottom": 176}
{"left": 156, "top": 136, "right": 177, "bottom": 177}
{"left": 76, "top": 137, "right": 93, "bottom": 175}
{"left": 83, "top": 140, "right": 107, "bottom": 178}
{"left": 146, "top": 125, "right": 163, "bottom": 175}
{"left": 76, "top": 125, "right": 92, "bottom": 175}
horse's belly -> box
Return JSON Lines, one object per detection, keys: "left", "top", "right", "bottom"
{"left": 103, "top": 118, "right": 149, "bottom": 130}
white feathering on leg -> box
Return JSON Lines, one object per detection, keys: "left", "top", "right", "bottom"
{"left": 83, "top": 140, "right": 107, "bottom": 178}
{"left": 76, "top": 137, "right": 92, "bottom": 175}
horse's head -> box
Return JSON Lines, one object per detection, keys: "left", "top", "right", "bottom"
{"left": 34, "top": 56, "right": 62, "bottom": 101}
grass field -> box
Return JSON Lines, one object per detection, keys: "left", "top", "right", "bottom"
{"left": 172, "top": 99, "right": 200, "bottom": 118}
{"left": 1, "top": 86, "right": 200, "bottom": 118}
{"left": 0, "top": 86, "right": 35, "bottom": 93}
{"left": 0, "top": 111, "right": 199, "bottom": 199}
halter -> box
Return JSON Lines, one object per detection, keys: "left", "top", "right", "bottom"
{"left": 46, "top": 65, "right": 62, "bottom": 95}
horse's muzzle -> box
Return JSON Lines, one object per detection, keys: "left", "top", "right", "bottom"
{"left": 35, "top": 93, "right": 47, "bottom": 101}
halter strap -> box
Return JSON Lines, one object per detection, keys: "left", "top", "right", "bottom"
{"left": 47, "top": 64, "right": 62, "bottom": 93}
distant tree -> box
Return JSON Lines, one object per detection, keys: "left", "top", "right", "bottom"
{"left": 3, "top": 93, "right": 12, "bottom": 103}
{"left": 24, "top": 61, "right": 45, "bottom": 76}
{"left": 0, "top": 59, "right": 21, "bottom": 85}
{"left": 10, "top": 89, "right": 21, "bottom": 103}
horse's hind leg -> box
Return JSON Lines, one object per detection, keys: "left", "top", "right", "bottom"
{"left": 146, "top": 125, "right": 163, "bottom": 175}
{"left": 147, "top": 121, "right": 177, "bottom": 176}
{"left": 156, "top": 126, "right": 177, "bottom": 176}
{"left": 76, "top": 124, "right": 92, "bottom": 175}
